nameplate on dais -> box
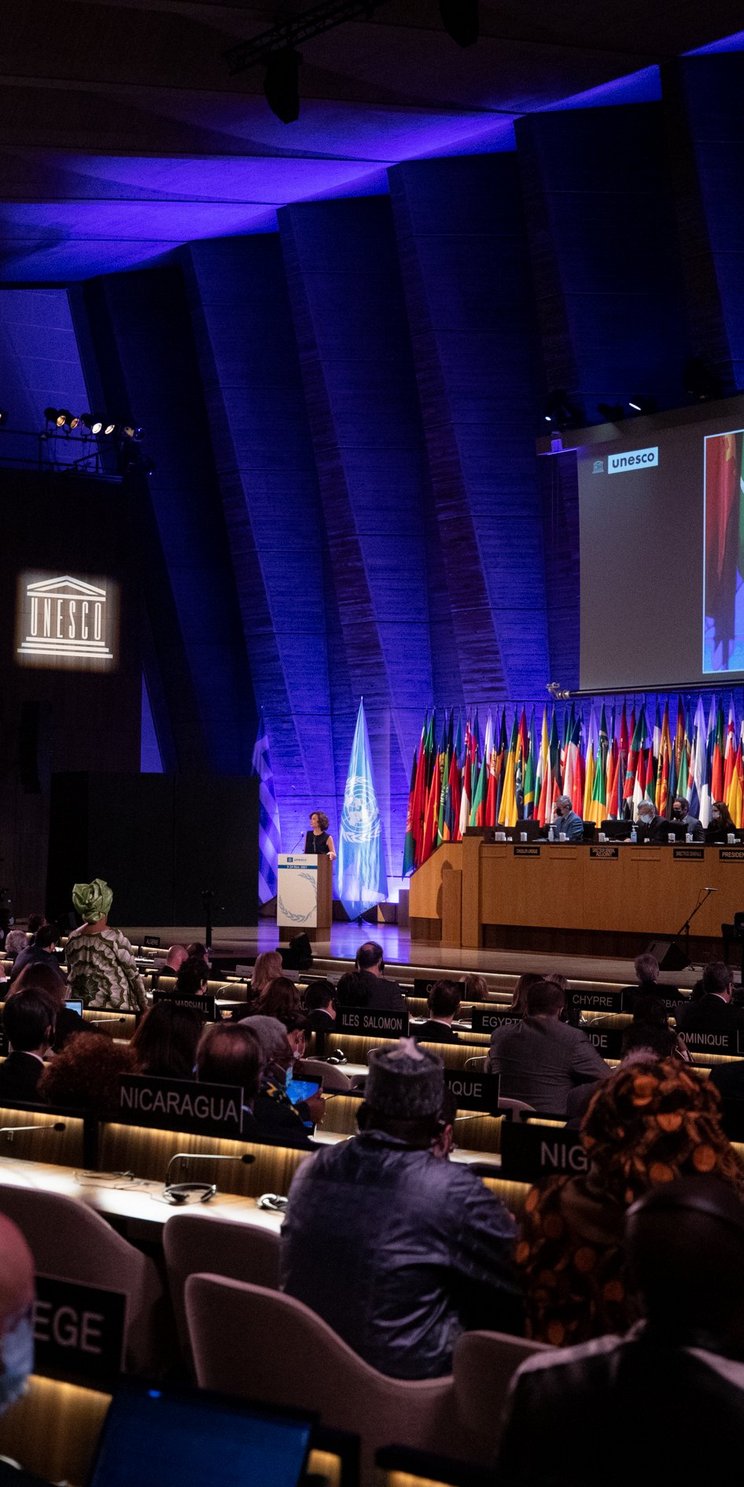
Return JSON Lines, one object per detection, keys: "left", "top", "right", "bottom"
{"left": 117, "top": 1073, "right": 243, "bottom": 1136}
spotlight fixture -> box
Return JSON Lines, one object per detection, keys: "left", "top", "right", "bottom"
{"left": 43, "top": 406, "right": 57, "bottom": 425}
{"left": 627, "top": 395, "right": 656, "bottom": 415}
{"left": 103, "top": 421, "right": 117, "bottom": 436}
{"left": 0, "top": 409, "right": 7, "bottom": 425}
{"left": 546, "top": 681, "right": 572, "bottom": 700}
{"left": 55, "top": 409, "right": 73, "bottom": 428}
{"left": 81, "top": 413, "right": 104, "bottom": 435}
{"left": 543, "top": 389, "right": 582, "bottom": 431}
{"left": 440, "top": 0, "right": 478, "bottom": 46}
{"left": 264, "top": 47, "right": 301, "bottom": 123}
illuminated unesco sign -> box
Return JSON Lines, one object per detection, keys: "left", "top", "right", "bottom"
{"left": 16, "top": 573, "right": 118, "bottom": 669}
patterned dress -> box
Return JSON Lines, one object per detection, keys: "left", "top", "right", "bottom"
{"left": 65, "top": 924, "right": 146, "bottom": 1011}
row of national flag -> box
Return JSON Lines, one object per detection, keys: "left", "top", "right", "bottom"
{"left": 402, "top": 697, "right": 744, "bottom": 874}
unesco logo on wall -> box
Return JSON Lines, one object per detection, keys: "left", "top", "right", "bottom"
{"left": 16, "top": 573, "right": 118, "bottom": 669}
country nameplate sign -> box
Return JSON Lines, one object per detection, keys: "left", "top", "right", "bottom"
{"left": 471, "top": 1008, "right": 521, "bottom": 1034}
{"left": 719, "top": 848, "right": 744, "bottom": 861}
{"left": 568, "top": 990, "right": 622, "bottom": 1014}
{"left": 620, "top": 990, "right": 685, "bottom": 1014}
{"left": 513, "top": 845, "right": 540, "bottom": 857}
{"left": 672, "top": 847, "right": 704, "bottom": 860}
{"left": 589, "top": 846, "right": 619, "bottom": 860}
{"left": 499, "top": 1121, "right": 588, "bottom": 1181}
{"left": 444, "top": 1068, "right": 500, "bottom": 1113}
{"left": 34, "top": 1275, "right": 127, "bottom": 1382}
{"left": 117, "top": 1074, "right": 243, "bottom": 1137}
{"left": 152, "top": 991, "right": 216, "bottom": 1021}
{"left": 337, "top": 1008, "right": 409, "bottom": 1038}
{"left": 413, "top": 977, "right": 468, "bottom": 999}
{"left": 583, "top": 1026, "right": 624, "bottom": 1059}
{"left": 679, "top": 1029, "right": 738, "bottom": 1056}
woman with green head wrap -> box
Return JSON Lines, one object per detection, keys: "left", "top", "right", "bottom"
{"left": 65, "top": 879, "right": 146, "bottom": 1012}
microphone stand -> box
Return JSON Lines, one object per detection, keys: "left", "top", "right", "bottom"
{"left": 670, "top": 887, "right": 716, "bottom": 969}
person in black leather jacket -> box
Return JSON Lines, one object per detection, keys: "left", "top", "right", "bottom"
{"left": 280, "top": 1037, "right": 522, "bottom": 1378}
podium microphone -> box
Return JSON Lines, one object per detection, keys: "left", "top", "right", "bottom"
{"left": 288, "top": 830, "right": 305, "bottom": 852}
{"left": 163, "top": 1150, "right": 255, "bottom": 1204}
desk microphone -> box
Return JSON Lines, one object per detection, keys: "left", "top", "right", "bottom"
{"left": 163, "top": 1150, "right": 255, "bottom": 1204}
{"left": 705, "top": 886, "right": 718, "bottom": 893}
{"left": 0, "top": 1122, "right": 66, "bottom": 1137}
{"left": 86, "top": 1017, "right": 127, "bottom": 1025}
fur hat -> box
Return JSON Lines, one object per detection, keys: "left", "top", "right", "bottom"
{"left": 366, "top": 1037, "right": 444, "bottom": 1119}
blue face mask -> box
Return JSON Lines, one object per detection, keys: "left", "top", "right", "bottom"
{"left": 0, "top": 1309, "right": 34, "bottom": 1413}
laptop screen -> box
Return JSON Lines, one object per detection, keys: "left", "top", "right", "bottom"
{"left": 87, "top": 1382, "right": 314, "bottom": 1487}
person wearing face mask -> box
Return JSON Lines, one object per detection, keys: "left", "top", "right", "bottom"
{"left": 0, "top": 1214, "right": 40, "bottom": 1483}
{"left": 634, "top": 800, "right": 667, "bottom": 843}
{"left": 550, "top": 795, "right": 584, "bottom": 842}
{"left": 706, "top": 800, "right": 737, "bottom": 843}
{"left": 670, "top": 796, "right": 704, "bottom": 841}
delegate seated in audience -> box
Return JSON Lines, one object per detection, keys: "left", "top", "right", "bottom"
{"left": 302, "top": 979, "right": 337, "bottom": 1032}
{"left": 623, "top": 950, "right": 684, "bottom": 1009}
{"left": 65, "top": 878, "right": 145, "bottom": 1012}
{"left": 130, "top": 1001, "right": 202, "bottom": 1080}
{"left": 196, "top": 1023, "right": 263, "bottom": 1133}
{"left": 186, "top": 940, "right": 212, "bottom": 968}
{"left": 11, "top": 962, "right": 86, "bottom": 1051}
{"left": 509, "top": 973, "right": 543, "bottom": 1016}
{"left": 518, "top": 1059, "right": 744, "bottom": 1347}
{"left": 249, "top": 950, "right": 284, "bottom": 1008}
{"left": 173, "top": 955, "right": 210, "bottom": 998}
{"left": 257, "top": 975, "right": 302, "bottom": 1025}
{"left": 415, "top": 979, "right": 461, "bottom": 1043}
{"left": 39, "top": 1029, "right": 137, "bottom": 1115}
{"left": 676, "top": 960, "right": 744, "bottom": 1032}
{"left": 463, "top": 972, "right": 489, "bottom": 1002}
{"left": 0, "top": 987, "right": 57, "bottom": 1101}
{"left": 281, "top": 1038, "right": 522, "bottom": 1379}
{"left": 236, "top": 1014, "right": 323, "bottom": 1145}
{"left": 335, "top": 941, "right": 406, "bottom": 1013}
{"left": 8, "top": 924, "right": 64, "bottom": 986}
{"left": 486, "top": 978, "right": 608, "bottom": 1114}
{"left": 157, "top": 944, "right": 188, "bottom": 978}
{"left": 0, "top": 1212, "right": 34, "bottom": 1415}
{"left": 497, "top": 1176, "right": 744, "bottom": 1487}
{"left": 4, "top": 927, "right": 30, "bottom": 959}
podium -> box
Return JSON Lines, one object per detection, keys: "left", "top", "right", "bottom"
{"left": 276, "top": 853, "right": 333, "bottom": 935}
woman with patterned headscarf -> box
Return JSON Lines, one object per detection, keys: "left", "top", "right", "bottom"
{"left": 518, "top": 1059, "right": 744, "bottom": 1346}
{"left": 65, "top": 879, "right": 146, "bottom": 1012}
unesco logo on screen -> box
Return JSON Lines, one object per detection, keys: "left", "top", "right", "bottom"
{"left": 16, "top": 573, "right": 116, "bottom": 668}
{"left": 607, "top": 446, "right": 659, "bottom": 474}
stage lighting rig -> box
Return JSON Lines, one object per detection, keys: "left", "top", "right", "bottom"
{"left": 224, "top": 0, "right": 389, "bottom": 120}
{"left": 440, "top": 0, "right": 479, "bottom": 46}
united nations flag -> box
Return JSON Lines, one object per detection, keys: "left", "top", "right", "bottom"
{"left": 338, "top": 699, "right": 388, "bottom": 920}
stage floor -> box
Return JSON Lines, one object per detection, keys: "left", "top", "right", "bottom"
{"left": 120, "top": 921, "right": 709, "bottom": 990}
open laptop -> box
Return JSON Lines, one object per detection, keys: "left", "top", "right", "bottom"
{"left": 86, "top": 1379, "right": 314, "bottom": 1487}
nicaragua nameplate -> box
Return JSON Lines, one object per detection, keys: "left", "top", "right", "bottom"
{"left": 152, "top": 990, "right": 215, "bottom": 1021}
{"left": 583, "top": 1026, "right": 623, "bottom": 1059}
{"left": 589, "top": 846, "right": 619, "bottom": 859}
{"left": 499, "top": 1121, "right": 588, "bottom": 1181}
{"left": 34, "top": 1275, "right": 127, "bottom": 1381}
{"left": 117, "top": 1073, "right": 243, "bottom": 1136}
{"left": 513, "top": 845, "right": 540, "bottom": 857}
{"left": 673, "top": 847, "right": 704, "bottom": 860}
{"left": 336, "top": 1008, "right": 409, "bottom": 1038}
{"left": 471, "top": 1008, "right": 521, "bottom": 1034}
{"left": 443, "top": 1069, "right": 501, "bottom": 1113}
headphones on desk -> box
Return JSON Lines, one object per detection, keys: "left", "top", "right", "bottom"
{"left": 163, "top": 1182, "right": 217, "bottom": 1205}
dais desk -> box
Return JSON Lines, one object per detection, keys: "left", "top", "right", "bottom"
{"left": 410, "top": 839, "right": 744, "bottom": 955}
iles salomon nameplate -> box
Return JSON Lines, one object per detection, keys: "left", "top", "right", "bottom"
{"left": 336, "top": 1009, "right": 409, "bottom": 1038}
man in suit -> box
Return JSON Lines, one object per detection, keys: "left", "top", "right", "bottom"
{"left": 303, "top": 979, "right": 337, "bottom": 1033}
{"left": 348, "top": 941, "right": 406, "bottom": 1013}
{"left": 0, "top": 987, "right": 57, "bottom": 1101}
{"left": 551, "top": 795, "right": 584, "bottom": 842}
{"left": 671, "top": 795, "right": 704, "bottom": 840}
{"left": 635, "top": 800, "right": 670, "bottom": 842}
{"left": 677, "top": 961, "right": 744, "bottom": 1034}
{"left": 415, "top": 979, "right": 461, "bottom": 1043}
{"left": 487, "top": 978, "right": 608, "bottom": 1114}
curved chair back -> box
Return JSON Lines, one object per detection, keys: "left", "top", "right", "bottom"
{"left": 0, "top": 1183, "right": 168, "bottom": 1373}
{"left": 185, "top": 1273, "right": 460, "bottom": 1486}
{"left": 453, "top": 1329, "right": 554, "bottom": 1453}
{"left": 464, "top": 1055, "right": 487, "bottom": 1071}
{"left": 163, "top": 1211, "right": 280, "bottom": 1369}
{"left": 298, "top": 1058, "right": 352, "bottom": 1092}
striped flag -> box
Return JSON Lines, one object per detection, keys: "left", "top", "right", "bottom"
{"left": 251, "top": 712, "right": 282, "bottom": 905}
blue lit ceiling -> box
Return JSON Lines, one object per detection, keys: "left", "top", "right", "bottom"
{"left": 1, "top": 1, "right": 743, "bottom": 282}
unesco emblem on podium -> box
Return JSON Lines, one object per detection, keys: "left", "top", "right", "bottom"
{"left": 16, "top": 573, "right": 116, "bottom": 669}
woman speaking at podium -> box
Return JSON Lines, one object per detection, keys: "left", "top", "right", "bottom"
{"left": 304, "top": 809, "right": 337, "bottom": 860}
